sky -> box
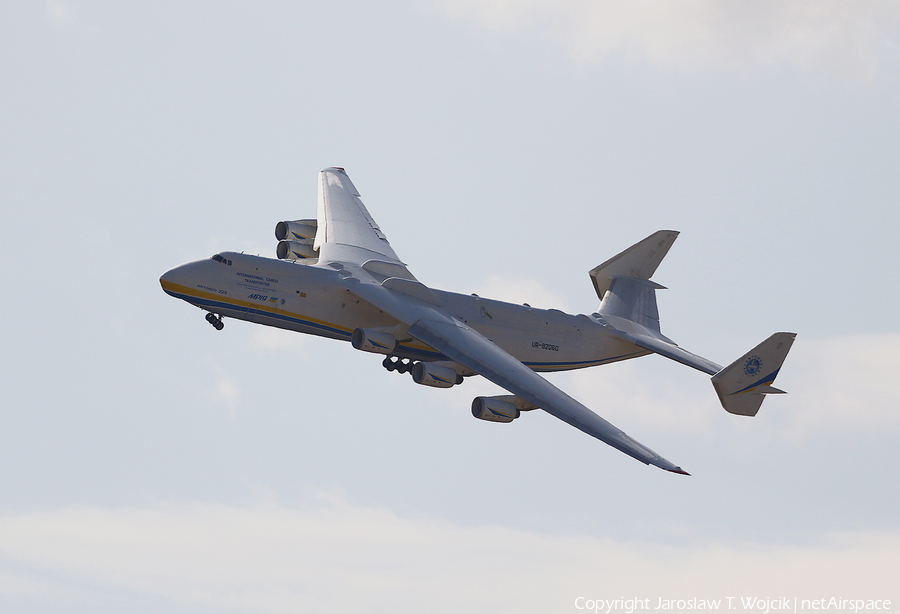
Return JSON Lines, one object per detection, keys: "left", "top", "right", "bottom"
{"left": 1, "top": 1, "right": 899, "bottom": 612}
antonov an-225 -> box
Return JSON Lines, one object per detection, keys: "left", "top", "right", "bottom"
{"left": 160, "top": 167, "right": 795, "bottom": 475}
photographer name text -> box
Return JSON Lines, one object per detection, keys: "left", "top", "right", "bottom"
{"left": 574, "top": 597, "right": 893, "bottom": 614}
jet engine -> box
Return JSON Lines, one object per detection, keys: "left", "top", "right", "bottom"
{"left": 275, "top": 219, "right": 319, "bottom": 261}
{"left": 276, "top": 239, "right": 317, "bottom": 260}
{"left": 412, "top": 362, "right": 463, "bottom": 388}
{"left": 471, "top": 396, "right": 521, "bottom": 423}
{"left": 351, "top": 328, "right": 398, "bottom": 355}
{"left": 275, "top": 219, "right": 317, "bottom": 242}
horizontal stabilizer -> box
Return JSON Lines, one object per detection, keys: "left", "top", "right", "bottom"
{"left": 589, "top": 230, "right": 679, "bottom": 300}
{"left": 711, "top": 332, "right": 796, "bottom": 416}
{"left": 629, "top": 332, "right": 723, "bottom": 375}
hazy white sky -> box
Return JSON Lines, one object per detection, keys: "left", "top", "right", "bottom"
{"left": 1, "top": 1, "right": 899, "bottom": 612}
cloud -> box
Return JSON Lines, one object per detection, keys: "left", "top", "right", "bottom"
{"left": 248, "top": 326, "right": 308, "bottom": 354}
{"left": 46, "top": 1, "right": 95, "bottom": 35}
{"left": 785, "top": 333, "right": 900, "bottom": 433}
{"left": 565, "top": 357, "right": 717, "bottom": 436}
{"left": 564, "top": 333, "right": 900, "bottom": 438}
{"left": 0, "top": 569, "right": 43, "bottom": 596}
{"left": 0, "top": 496, "right": 896, "bottom": 613}
{"left": 208, "top": 373, "right": 241, "bottom": 418}
{"left": 46, "top": 1, "right": 77, "bottom": 25}
{"left": 476, "top": 274, "right": 570, "bottom": 311}
{"left": 433, "top": 0, "right": 900, "bottom": 81}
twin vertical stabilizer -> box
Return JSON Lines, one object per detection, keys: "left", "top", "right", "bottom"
{"left": 591, "top": 230, "right": 796, "bottom": 418}
{"left": 589, "top": 230, "right": 679, "bottom": 301}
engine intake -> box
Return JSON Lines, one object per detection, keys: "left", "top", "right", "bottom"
{"left": 351, "top": 328, "right": 398, "bottom": 355}
{"left": 275, "top": 219, "right": 317, "bottom": 241}
{"left": 412, "top": 362, "right": 463, "bottom": 388}
{"left": 275, "top": 219, "right": 319, "bottom": 261}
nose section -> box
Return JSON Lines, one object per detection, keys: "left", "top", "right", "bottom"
{"left": 161, "top": 259, "right": 218, "bottom": 299}
{"left": 159, "top": 267, "right": 177, "bottom": 296}
{"left": 159, "top": 263, "right": 192, "bottom": 297}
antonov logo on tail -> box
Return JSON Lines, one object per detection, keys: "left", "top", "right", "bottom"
{"left": 744, "top": 355, "right": 763, "bottom": 376}
{"left": 160, "top": 167, "right": 796, "bottom": 474}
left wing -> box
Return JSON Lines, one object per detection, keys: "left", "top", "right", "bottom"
{"left": 410, "top": 317, "right": 689, "bottom": 473}
{"left": 346, "top": 281, "right": 688, "bottom": 474}
{"left": 320, "top": 168, "right": 688, "bottom": 474}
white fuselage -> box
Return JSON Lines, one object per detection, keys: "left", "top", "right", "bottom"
{"left": 160, "top": 252, "right": 648, "bottom": 371}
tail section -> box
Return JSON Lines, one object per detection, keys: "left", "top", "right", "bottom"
{"left": 711, "top": 333, "right": 796, "bottom": 416}
{"left": 589, "top": 231, "right": 795, "bottom": 417}
{"left": 592, "top": 229, "right": 723, "bottom": 375}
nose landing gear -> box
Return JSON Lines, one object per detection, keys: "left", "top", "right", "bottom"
{"left": 205, "top": 312, "right": 224, "bottom": 331}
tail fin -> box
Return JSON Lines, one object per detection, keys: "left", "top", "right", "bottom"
{"left": 711, "top": 332, "right": 796, "bottom": 416}
{"left": 589, "top": 230, "right": 679, "bottom": 301}
{"left": 591, "top": 230, "right": 680, "bottom": 334}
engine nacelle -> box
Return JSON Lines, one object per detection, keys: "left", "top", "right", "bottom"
{"left": 412, "top": 362, "right": 463, "bottom": 388}
{"left": 275, "top": 219, "right": 317, "bottom": 242}
{"left": 277, "top": 239, "right": 317, "bottom": 260}
{"left": 351, "top": 328, "right": 398, "bottom": 355}
{"left": 471, "top": 396, "right": 520, "bottom": 423}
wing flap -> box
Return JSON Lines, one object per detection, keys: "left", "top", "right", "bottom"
{"left": 382, "top": 277, "right": 441, "bottom": 305}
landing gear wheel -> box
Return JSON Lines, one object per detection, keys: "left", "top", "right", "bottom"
{"left": 383, "top": 357, "right": 395, "bottom": 371}
{"left": 205, "top": 312, "right": 224, "bottom": 330}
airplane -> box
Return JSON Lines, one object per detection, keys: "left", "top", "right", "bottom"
{"left": 160, "top": 167, "right": 796, "bottom": 475}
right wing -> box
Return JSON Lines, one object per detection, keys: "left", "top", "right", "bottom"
{"left": 315, "top": 167, "right": 409, "bottom": 268}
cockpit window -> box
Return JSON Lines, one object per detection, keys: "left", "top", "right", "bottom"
{"left": 211, "top": 254, "right": 232, "bottom": 266}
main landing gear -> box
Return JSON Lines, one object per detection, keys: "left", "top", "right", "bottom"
{"left": 205, "top": 312, "right": 224, "bottom": 331}
{"left": 382, "top": 356, "right": 414, "bottom": 374}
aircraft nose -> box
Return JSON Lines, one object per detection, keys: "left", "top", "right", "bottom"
{"left": 159, "top": 264, "right": 189, "bottom": 296}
